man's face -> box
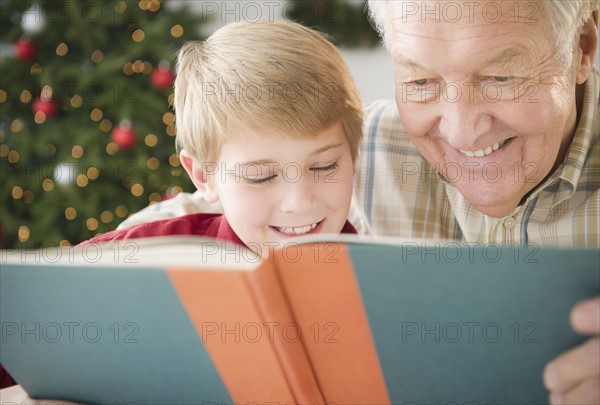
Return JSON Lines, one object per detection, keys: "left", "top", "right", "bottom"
{"left": 206, "top": 121, "right": 355, "bottom": 257}
{"left": 389, "top": 0, "right": 579, "bottom": 217}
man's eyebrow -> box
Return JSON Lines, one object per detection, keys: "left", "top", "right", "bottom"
{"left": 392, "top": 53, "right": 423, "bottom": 72}
{"left": 392, "top": 47, "right": 527, "bottom": 73}
{"left": 484, "top": 47, "right": 526, "bottom": 66}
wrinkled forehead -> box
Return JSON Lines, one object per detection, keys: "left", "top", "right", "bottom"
{"left": 387, "top": 0, "right": 548, "bottom": 34}
{"left": 387, "top": 0, "right": 552, "bottom": 67}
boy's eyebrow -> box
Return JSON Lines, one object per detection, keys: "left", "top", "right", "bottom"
{"left": 239, "top": 143, "right": 344, "bottom": 166}
{"left": 309, "top": 143, "right": 344, "bottom": 156}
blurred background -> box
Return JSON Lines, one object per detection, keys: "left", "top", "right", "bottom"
{"left": 1, "top": 1, "right": 598, "bottom": 249}
{"left": 0, "top": 0, "right": 393, "bottom": 249}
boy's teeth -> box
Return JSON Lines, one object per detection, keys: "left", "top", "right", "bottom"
{"left": 275, "top": 222, "right": 319, "bottom": 235}
{"left": 460, "top": 140, "right": 506, "bottom": 157}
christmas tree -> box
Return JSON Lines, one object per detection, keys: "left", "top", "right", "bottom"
{"left": 1, "top": 1, "right": 207, "bottom": 248}
{"left": 285, "top": 0, "right": 379, "bottom": 48}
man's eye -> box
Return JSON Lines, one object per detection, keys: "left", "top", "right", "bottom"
{"left": 493, "top": 76, "right": 510, "bottom": 82}
{"left": 411, "top": 79, "right": 428, "bottom": 86}
{"left": 311, "top": 162, "right": 338, "bottom": 171}
{"left": 243, "top": 175, "right": 276, "bottom": 184}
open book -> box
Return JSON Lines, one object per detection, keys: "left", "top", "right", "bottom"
{"left": 1, "top": 236, "right": 598, "bottom": 404}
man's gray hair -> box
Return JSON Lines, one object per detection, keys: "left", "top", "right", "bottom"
{"left": 366, "top": 0, "right": 599, "bottom": 69}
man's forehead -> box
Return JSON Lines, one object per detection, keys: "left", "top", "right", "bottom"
{"left": 388, "top": 0, "right": 546, "bottom": 26}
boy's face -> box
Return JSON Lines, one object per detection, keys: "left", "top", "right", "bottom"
{"left": 205, "top": 121, "right": 355, "bottom": 257}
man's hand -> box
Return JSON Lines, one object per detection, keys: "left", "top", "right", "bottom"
{"left": 543, "top": 296, "right": 600, "bottom": 405}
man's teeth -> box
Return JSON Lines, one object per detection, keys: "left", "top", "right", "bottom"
{"left": 274, "top": 222, "right": 319, "bottom": 235}
{"left": 460, "top": 140, "right": 506, "bottom": 157}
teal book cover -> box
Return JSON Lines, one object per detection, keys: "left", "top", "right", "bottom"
{"left": 1, "top": 238, "right": 599, "bottom": 404}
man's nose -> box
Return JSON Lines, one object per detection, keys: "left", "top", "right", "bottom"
{"left": 438, "top": 87, "right": 493, "bottom": 150}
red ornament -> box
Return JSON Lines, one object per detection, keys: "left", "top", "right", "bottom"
{"left": 33, "top": 97, "right": 59, "bottom": 118}
{"left": 151, "top": 67, "right": 175, "bottom": 90}
{"left": 14, "top": 37, "right": 36, "bottom": 61}
{"left": 111, "top": 124, "right": 137, "bottom": 150}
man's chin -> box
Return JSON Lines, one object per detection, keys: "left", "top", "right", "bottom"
{"left": 454, "top": 183, "right": 523, "bottom": 218}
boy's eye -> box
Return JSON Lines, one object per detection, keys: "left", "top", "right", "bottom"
{"left": 310, "top": 162, "right": 338, "bottom": 171}
{"left": 243, "top": 175, "right": 276, "bottom": 184}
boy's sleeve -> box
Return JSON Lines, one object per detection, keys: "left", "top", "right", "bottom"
{"left": 117, "top": 191, "right": 223, "bottom": 230}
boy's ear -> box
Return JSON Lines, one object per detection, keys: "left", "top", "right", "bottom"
{"left": 179, "top": 149, "right": 220, "bottom": 203}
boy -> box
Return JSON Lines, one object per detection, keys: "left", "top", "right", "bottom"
{"left": 79, "top": 20, "right": 363, "bottom": 258}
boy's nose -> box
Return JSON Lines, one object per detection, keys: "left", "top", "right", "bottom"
{"left": 279, "top": 174, "right": 318, "bottom": 213}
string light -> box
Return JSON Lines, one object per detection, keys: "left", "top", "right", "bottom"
{"left": 20, "top": 90, "right": 31, "bottom": 103}
{"left": 76, "top": 174, "right": 89, "bottom": 187}
{"left": 131, "top": 184, "right": 144, "bottom": 197}
{"left": 166, "top": 124, "right": 176, "bottom": 136}
{"left": 72, "top": 145, "right": 84, "bottom": 158}
{"left": 123, "top": 62, "right": 134, "bottom": 76}
{"left": 168, "top": 154, "right": 180, "bottom": 167}
{"left": 56, "top": 42, "right": 68, "bottom": 56}
{"left": 146, "top": 157, "right": 159, "bottom": 169}
{"left": 91, "top": 50, "right": 104, "bottom": 63}
{"left": 0, "top": 90, "right": 6, "bottom": 103}
{"left": 106, "top": 143, "right": 118, "bottom": 155}
{"left": 115, "top": 205, "right": 129, "bottom": 218}
{"left": 100, "top": 211, "right": 113, "bottom": 223}
{"left": 65, "top": 207, "right": 77, "bottom": 220}
{"left": 42, "top": 179, "right": 55, "bottom": 192}
{"left": 23, "top": 191, "right": 34, "bottom": 204}
{"left": 30, "top": 63, "right": 42, "bottom": 75}
{"left": 100, "top": 119, "right": 112, "bottom": 132}
{"left": 149, "top": 193, "right": 162, "bottom": 203}
{"left": 18, "top": 226, "right": 30, "bottom": 242}
{"left": 115, "top": 1, "right": 127, "bottom": 13}
{"left": 46, "top": 144, "right": 57, "bottom": 156}
{"left": 90, "top": 108, "right": 103, "bottom": 121}
{"left": 86, "top": 218, "right": 99, "bottom": 231}
{"left": 34, "top": 112, "right": 47, "bottom": 124}
{"left": 0, "top": 144, "right": 9, "bottom": 157}
{"left": 12, "top": 186, "right": 24, "bottom": 199}
{"left": 70, "top": 95, "right": 83, "bottom": 108}
{"left": 144, "top": 134, "right": 158, "bottom": 147}
{"left": 148, "top": 0, "right": 160, "bottom": 12}
{"left": 170, "top": 24, "right": 184, "bottom": 38}
{"left": 162, "top": 112, "right": 175, "bottom": 125}
{"left": 87, "top": 167, "right": 100, "bottom": 180}
{"left": 132, "top": 29, "right": 145, "bottom": 42}
{"left": 10, "top": 119, "right": 23, "bottom": 133}
{"left": 8, "top": 150, "right": 19, "bottom": 163}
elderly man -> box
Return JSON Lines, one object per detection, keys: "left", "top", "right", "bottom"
{"left": 2, "top": 0, "right": 598, "bottom": 403}
{"left": 362, "top": 1, "right": 599, "bottom": 404}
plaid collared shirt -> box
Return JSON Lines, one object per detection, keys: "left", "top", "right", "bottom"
{"left": 352, "top": 69, "right": 600, "bottom": 248}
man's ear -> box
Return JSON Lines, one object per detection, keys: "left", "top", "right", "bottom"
{"left": 179, "top": 149, "right": 220, "bottom": 203}
{"left": 575, "top": 11, "right": 598, "bottom": 84}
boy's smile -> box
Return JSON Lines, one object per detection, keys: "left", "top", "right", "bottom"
{"left": 270, "top": 220, "right": 323, "bottom": 236}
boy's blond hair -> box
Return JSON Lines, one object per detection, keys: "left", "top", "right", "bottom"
{"left": 174, "top": 20, "right": 363, "bottom": 163}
